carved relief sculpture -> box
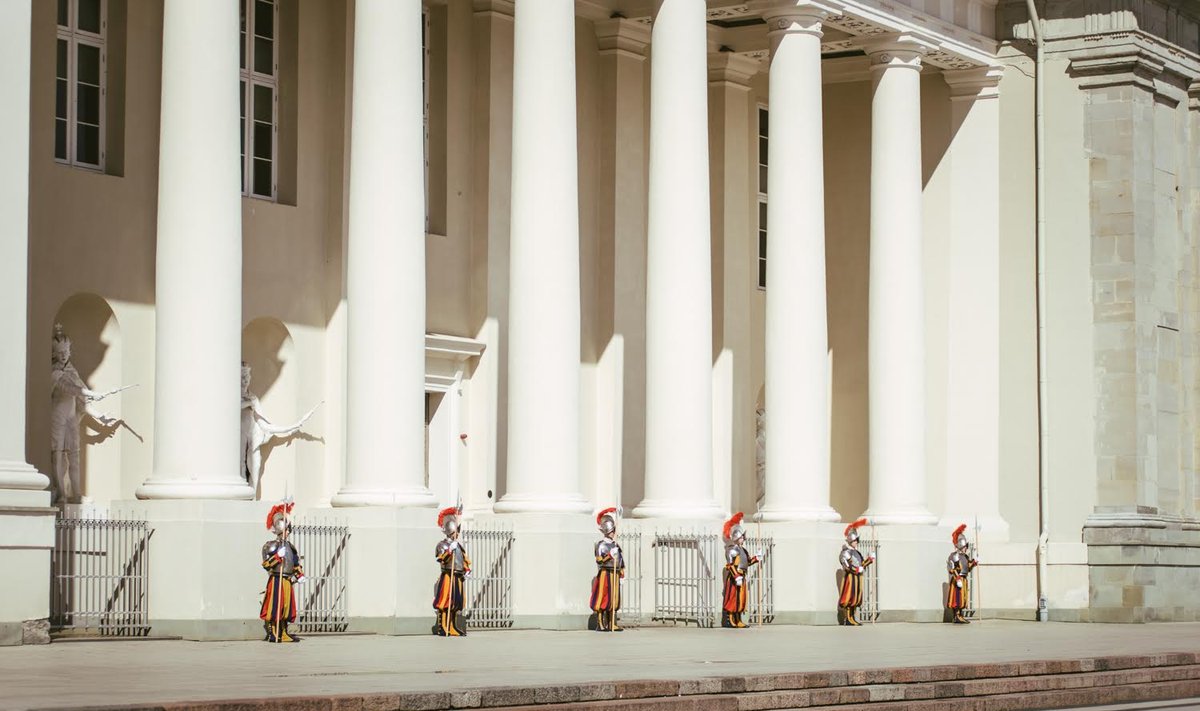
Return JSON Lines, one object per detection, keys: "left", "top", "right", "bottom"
{"left": 241, "top": 362, "right": 321, "bottom": 497}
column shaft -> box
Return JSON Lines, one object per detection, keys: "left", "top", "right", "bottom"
{"left": 334, "top": 0, "right": 433, "bottom": 507}
{"left": 0, "top": 0, "right": 46, "bottom": 492}
{"left": 138, "top": 0, "right": 249, "bottom": 500}
{"left": 864, "top": 37, "right": 936, "bottom": 524}
{"left": 495, "top": 0, "right": 588, "bottom": 513}
{"left": 760, "top": 5, "right": 839, "bottom": 522}
{"left": 635, "top": 0, "right": 721, "bottom": 519}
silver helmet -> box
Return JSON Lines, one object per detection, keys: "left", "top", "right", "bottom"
{"left": 266, "top": 499, "right": 294, "bottom": 536}
{"left": 844, "top": 517, "right": 868, "bottom": 544}
{"left": 596, "top": 506, "right": 618, "bottom": 536}
{"left": 952, "top": 523, "right": 970, "bottom": 552}
{"left": 723, "top": 512, "right": 746, "bottom": 544}
{"left": 437, "top": 506, "right": 461, "bottom": 537}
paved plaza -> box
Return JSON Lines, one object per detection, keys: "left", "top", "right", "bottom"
{"left": 3, "top": 621, "right": 1200, "bottom": 710}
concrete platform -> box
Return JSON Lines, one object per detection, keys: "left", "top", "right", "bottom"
{"left": 3, "top": 621, "right": 1200, "bottom": 710}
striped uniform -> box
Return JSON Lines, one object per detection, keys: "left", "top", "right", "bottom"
{"left": 589, "top": 538, "right": 625, "bottom": 631}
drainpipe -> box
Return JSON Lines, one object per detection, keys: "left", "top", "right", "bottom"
{"left": 1024, "top": 0, "right": 1050, "bottom": 623}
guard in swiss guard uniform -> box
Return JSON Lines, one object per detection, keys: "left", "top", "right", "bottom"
{"left": 588, "top": 506, "right": 626, "bottom": 632}
{"left": 837, "top": 518, "right": 875, "bottom": 626}
{"left": 432, "top": 506, "right": 471, "bottom": 636}
{"left": 260, "top": 499, "right": 305, "bottom": 643}
{"left": 947, "top": 523, "right": 978, "bottom": 624}
{"left": 721, "top": 512, "right": 762, "bottom": 628}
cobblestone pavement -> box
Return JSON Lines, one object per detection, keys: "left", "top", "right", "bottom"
{"left": 2, "top": 621, "right": 1200, "bottom": 710}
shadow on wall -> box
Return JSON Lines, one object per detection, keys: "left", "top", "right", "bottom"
{"left": 52, "top": 293, "right": 130, "bottom": 503}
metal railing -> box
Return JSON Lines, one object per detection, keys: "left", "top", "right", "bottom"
{"left": 463, "top": 523, "right": 514, "bottom": 629}
{"left": 965, "top": 520, "right": 980, "bottom": 620}
{"left": 50, "top": 511, "right": 153, "bottom": 636}
{"left": 857, "top": 535, "right": 881, "bottom": 624}
{"left": 744, "top": 534, "right": 775, "bottom": 625}
{"left": 652, "top": 530, "right": 722, "bottom": 627}
{"left": 289, "top": 520, "right": 350, "bottom": 634}
{"left": 615, "top": 531, "right": 643, "bottom": 627}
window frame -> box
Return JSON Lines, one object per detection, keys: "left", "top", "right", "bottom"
{"left": 240, "top": 0, "right": 279, "bottom": 201}
{"left": 756, "top": 103, "right": 768, "bottom": 291}
{"left": 55, "top": 0, "right": 107, "bottom": 172}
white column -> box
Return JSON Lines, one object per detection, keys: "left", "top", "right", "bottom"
{"left": 137, "top": 0, "right": 251, "bottom": 500}
{"left": 333, "top": 0, "right": 434, "bottom": 507}
{"left": 863, "top": 35, "right": 936, "bottom": 524}
{"left": 634, "top": 0, "right": 721, "bottom": 519}
{"left": 941, "top": 67, "right": 1009, "bottom": 538}
{"left": 0, "top": 0, "right": 47, "bottom": 494}
{"left": 495, "top": 0, "right": 588, "bottom": 513}
{"left": 756, "top": 1, "right": 839, "bottom": 522}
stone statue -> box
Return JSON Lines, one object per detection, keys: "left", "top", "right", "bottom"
{"left": 241, "top": 362, "right": 321, "bottom": 497}
{"left": 755, "top": 406, "right": 766, "bottom": 510}
{"left": 50, "top": 324, "right": 133, "bottom": 504}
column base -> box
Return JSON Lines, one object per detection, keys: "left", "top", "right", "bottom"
{"left": 755, "top": 504, "right": 841, "bottom": 523}
{"left": 0, "top": 460, "right": 49, "bottom": 491}
{"left": 861, "top": 507, "right": 938, "bottom": 526}
{"left": 135, "top": 479, "right": 255, "bottom": 501}
{"left": 493, "top": 492, "right": 591, "bottom": 514}
{"left": 631, "top": 498, "right": 724, "bottom": 520}
{"left": 331, "top": 486, "right": 438, "bottom": 508}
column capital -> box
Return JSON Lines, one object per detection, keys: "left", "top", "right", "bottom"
{"left": 708, "top": 52, "right": 763, "bottom": 89}
{"left": 595, "top": 18, "right": 650, "bottom": 58}
{"left": 472, "top": 0, "right": 513, "bottom": 19}
{"left": 858, "top": 32, "right": 937, "bottom": 71}
{"left": 749, "top": 0, "right": 838, "bottom": 38}
{"left": 943, "top": 65, "right": 1004, "bottom": 101}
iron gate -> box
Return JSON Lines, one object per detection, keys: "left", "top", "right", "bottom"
{"left": 462, "top": 523, "right": 514, "bottom": 629}
{"left": 743, "top": 534, "right": 775, "bottom": 625}
{"left": 652, "top": 530, "right": 721, "bottom": 627}
{"left": 289, "top": 520, "right": 350, "bottom": 634}
{"left": 857, "top": 533, "right": 881, "bottom": 623}
{"left": 50, "top": 511, "right": 153, "bottom": 636}
{"left": 615, "top": 530, "right": 643, "bottom": 627}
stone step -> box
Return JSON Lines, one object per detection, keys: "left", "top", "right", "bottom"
{"left": 73, "top": 652, "right": 1200, "bottom": 711}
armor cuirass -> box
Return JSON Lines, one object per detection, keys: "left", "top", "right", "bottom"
{"left": 596, "top": 539, "right": 623, "bottom": 570}
{"left": 726, "top": 544, "right": 750, "bottom": 574}
{"left": 840, "top": 545, "right": 864, "bottom": 572}
{"left": 436, "top": 539, "right": 467, "bottom": 573}
{"left": 947, "top": 551, "right": 969, "bottom": 576}
{"left": 263, "top": 539, "right": 298, "bottom": 576}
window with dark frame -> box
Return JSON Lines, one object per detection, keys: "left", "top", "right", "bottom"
{"left": 55, "top": 0, "right": 106, "bottom": 171}
{"left": 240, "top": 0, "right": 278, "bottom": 200}
{"left": 757, "top": 105, "right": 768, "bottom": 290}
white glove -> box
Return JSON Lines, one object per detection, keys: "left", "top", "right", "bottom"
{"left": 735, "top": 576, "right": 744, "bottom": 587}
{"left": 956, "top": 579, "right": 963, "bottom": 588}
{"left": 856, "top": 566, "right": 864, "bottom": 574}
{"left": 619, "top": 576, "right": 626, "bottom": 585}
{"left": 293, "top": 574, "right": 307, "bottom": 586}
{"left": 608, "top": 547, "right": 619, "bottom": 559}
{"left": 448, "top": 540, "right": 459, "bottom": 550}
{"left": 973, "top": 556, "right": 981, "bottom": 564}
{"left": 464, "top": 569, "right": 473, "bottom": 579}
{"left": 755, "top": 549, "right": 764, "bottom": 559}
{"left": 275, "top": 547, "right": 287, "bottom": 561}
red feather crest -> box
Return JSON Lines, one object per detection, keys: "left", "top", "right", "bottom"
{"left": 437, "top": 506, "right": 459, "bottom": 528}
{"left": 264, "top": 501, "right": 294, "bottom": 531}
{"left": 596, "top": 506, "right": 617, "bottom": 526}
{"left": 723, "top": 512, "right": 744, "bottom": 540}
{"left": 952, "top": 523, "right": 967, "bottom": 543}
{"left": 843, "top": 517, "right": 868, "bottom": 538}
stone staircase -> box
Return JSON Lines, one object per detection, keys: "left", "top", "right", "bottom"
{"left": 85, "top": 652, "right": 1200, "bottom": 711}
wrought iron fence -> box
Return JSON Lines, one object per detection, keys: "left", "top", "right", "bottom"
{"left": 743, "top": 534, "right": 775, "bottom": 625}
{"left": 857, "top": 533, "right": 881, "bottom": 624}
{"left": 615, "top": 530, "right": 643, "bottom": 627}
{"left": 289, "top": 520, "right": 350, "bottom": 634}
{"left": 652, "top": 530, "right": 722, "bottom": 627}
{"left": 462, "top": 523, "right": 514, "bottom": 629}
{"left": 51, "top": 511, "right": 153, "bottom": 636}
{"left": 965, "top": 520, "right": 980, "bottom": 620}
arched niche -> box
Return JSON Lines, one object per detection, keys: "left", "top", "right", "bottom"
{"left": 52, "top": 293, "right": 123, "bottom": 504}
{"left": 242, "top": 317, "right": 301, "bottom": 501}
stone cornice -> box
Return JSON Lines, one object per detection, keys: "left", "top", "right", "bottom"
{"left": 472, "top": 0, "right": 513, "bottom": 19}
{"left": 595, "top": 18, "right": 651, "bottom": 58}
{"left": 1063, "top": 33, "right": 1200, "bottom": 100}
{"left": 943, "top": 65, "right": 1005, "bottom": 100}
{"left": 856, "top": 31, "right": 938, "bottom": 69}
{"left": 708, "top": 52, "right": 764, "bottom": 87}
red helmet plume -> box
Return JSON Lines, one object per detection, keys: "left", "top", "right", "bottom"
{"left": 596, "top": 506, "right": 617, "bottom": 526}
{"left": 723, "top": 512, "right": 744, "bottom": 540}
{"left": 437, "top": 506, "right": 459, "bottom": 529}
{"left": 844, "top": 517, "right": 868, "bottom": 538}
{"left": 265, "top": 501, "right": 294, "bottom": 531}
{"left": 952, "top": 523, "right": 967, "bottom": 544}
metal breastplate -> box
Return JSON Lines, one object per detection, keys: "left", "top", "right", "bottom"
{"left": 596, "top": 539, "right": 623, "bottom": 570}
{"left": 263, "top": 540, "right": 297, "bottom": 576}
{"left": 726, "top": 544, "right": 750, "bottom": 574}
{"left": 436, "top": 539, "right": 467, "bottom": 573}
{"left": 947, "top": 551, "right": 967, "bottom": 575}
{"left": 841, "top": 546, "right": 864, "bottom": 572}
